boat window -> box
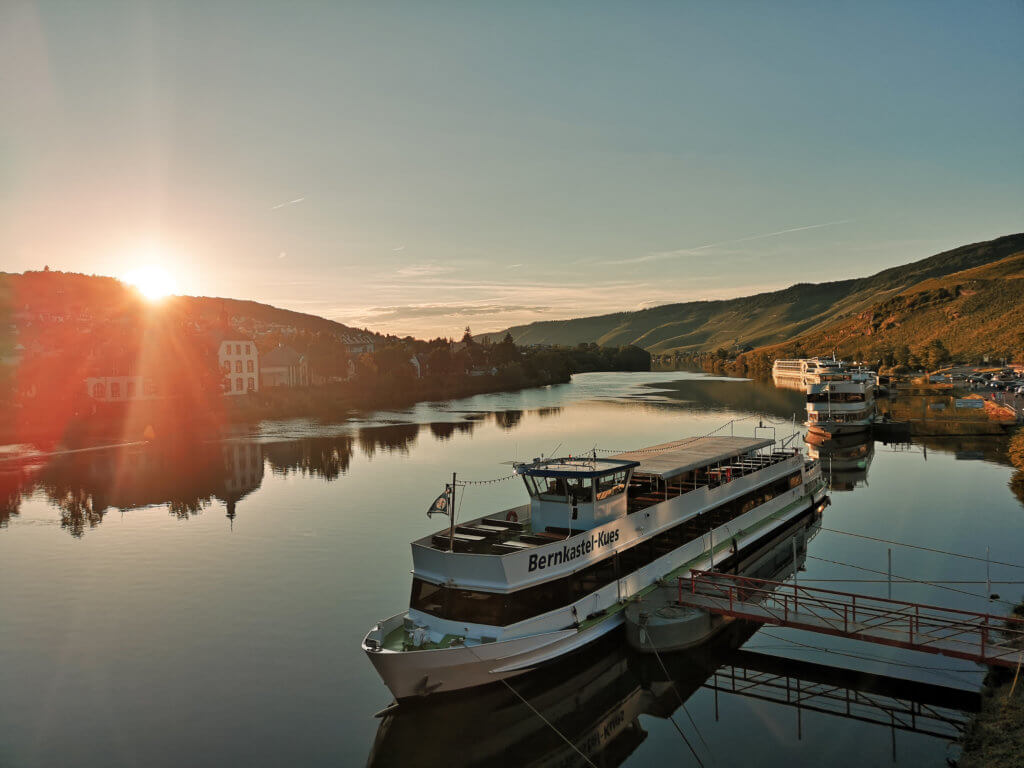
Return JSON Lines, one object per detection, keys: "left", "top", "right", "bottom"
{"left": 565, "top": 476, "right": 593, "bottom": 504}
{"left": 537, "top": 478, "right": 569, "bottom": 503}
{"left": 521, "top": 476, "right": 541, "bottom": 497}
{"left": 410, "top": 579, "right": 446, "bottom": 615}
{"left": 596, "top": 470, "right": 627, "bottom": 500}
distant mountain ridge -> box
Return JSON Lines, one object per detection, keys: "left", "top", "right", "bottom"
{"left": 489, "top": 233, "right": 1024, "bottom": 354}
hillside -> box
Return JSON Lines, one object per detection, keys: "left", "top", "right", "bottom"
{"left": 0, "top": 270, "right": 380, "bottom": 343}
{"left": 757, "top": 249, "right": 1024, "bottom": 363}
{"left": 490, "top": 233, "right": 1024, "bottom": 354}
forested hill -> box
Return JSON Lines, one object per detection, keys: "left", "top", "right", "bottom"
{"left": 0, "top": 270, "right": 380, "bottom": 342}
{"left": 488, "top": 233, "right": 1024, "bottom": 354}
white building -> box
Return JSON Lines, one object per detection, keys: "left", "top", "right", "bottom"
{"left": 85, "top": 375, "right": 159, "bottom": 402}
{"left": 341, "top": 332, "right": 375, "bottom": 357}
{"left": 216, "top": 337, "right": 259, "bottom": 396}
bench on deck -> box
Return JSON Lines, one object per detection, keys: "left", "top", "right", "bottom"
{"left": 456, "top": 524, "right": 507, "bottom": 540}
{"left": 483, "top": 517, "right": 525, "bottom": 532}
{"left": 545, "top": 526, "right": 586, "bottom": 537}
{"left": 431, "top": 532, "right": 486, "bottom": 552}
{"left": 492, "top": 540, "right": 538, "bottom": 554}
{"left": 519, "top": 533, "right": 565, "bottom": 545}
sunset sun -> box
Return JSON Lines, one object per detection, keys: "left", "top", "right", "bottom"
{"left": 123, "top": 264, "right": 177, "bottom": 301}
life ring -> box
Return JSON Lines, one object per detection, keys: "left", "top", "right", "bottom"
{"left": 506, "top": 509, "right": 519, "bottom": 523}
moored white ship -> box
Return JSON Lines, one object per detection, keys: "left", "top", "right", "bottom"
{"left": 362, "top": 434, "right": 827, "bottom": 700}
{"left": 805, "top": 378, "right": 875, "bottom": 435}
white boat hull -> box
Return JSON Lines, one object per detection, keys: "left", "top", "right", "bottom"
{"left": 363, "top": 490, "right": 824, "bottom": 700}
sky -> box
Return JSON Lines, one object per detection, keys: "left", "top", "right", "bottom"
{"left": 2, "top": 1, "right": 1022, "bottom": 338}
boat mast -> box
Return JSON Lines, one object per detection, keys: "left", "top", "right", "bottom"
{"left": 448, "top": 472, "right": 457, "bottom": 552}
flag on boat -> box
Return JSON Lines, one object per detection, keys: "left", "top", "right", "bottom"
{"left": 426, "top": 485, "right": 452, "bottom": 518}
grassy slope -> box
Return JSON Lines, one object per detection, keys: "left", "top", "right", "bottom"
{"left": 494, "top": 233, "right": 1024, "bottom": 354}
{"left": 757, "top": 250, "right": 1024, "bottom": 360}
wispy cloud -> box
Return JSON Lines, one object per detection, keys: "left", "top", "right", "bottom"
{"left": 394, "top": 264, "right": 456, "bottom": 278}
{"left": 607, "top": 219, "right": 855, "bottom": 265}
{"left": 357, "top": 303, "right": 551, "bottom": 322}
{"left": 271, "top": 196, "right": 306, "bottom": 210}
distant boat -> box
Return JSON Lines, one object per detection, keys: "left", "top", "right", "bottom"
{"left": 804, "top": 379, "right": 875, "bottom": 435}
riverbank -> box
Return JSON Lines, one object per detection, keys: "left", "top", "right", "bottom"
{"left": 959, "top": 427, "right": 1024, "bottom": 767}
{"left": 959, "top": 601, "right": 1024, "bottom": 768}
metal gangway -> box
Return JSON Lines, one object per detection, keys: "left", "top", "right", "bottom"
{"left": 678, "top": 570, "right": 1024, "bottom": 668}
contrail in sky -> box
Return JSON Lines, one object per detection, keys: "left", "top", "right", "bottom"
{"left": 609, "top": 219, "right": 854, "bottom": 265}
{"left": 271, "top": 196, "right": 306, "bottom": 210}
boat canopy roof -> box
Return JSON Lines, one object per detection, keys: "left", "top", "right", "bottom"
{"left": 612, "top": 436, "right": 774, "bottom": 480}
{"left": 515, "top": 457, "right": 639, "bottom": 479}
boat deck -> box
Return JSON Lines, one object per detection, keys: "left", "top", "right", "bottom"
{"left": 420, "top": 446, "right": 800, "bottom": 556}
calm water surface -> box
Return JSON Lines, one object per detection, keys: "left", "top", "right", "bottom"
{"left": 2, "top": 372, "right": 1022, "bottom": 767}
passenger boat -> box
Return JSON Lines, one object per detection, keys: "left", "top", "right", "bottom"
{"left": 805, "top": 378, "right": 875, "bottom": 435}
{"left": 771, "top": 357, "right": 845, "bottom": 390}
{"left": 367, "top": 513, "right": 820, "bottom": 767}
{"left": 362, "top": 434, "right": 827, "bottom": 700}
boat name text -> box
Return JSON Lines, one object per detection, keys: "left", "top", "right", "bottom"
{"left": 528, "top": 529, "right": 621, "bottom": 572}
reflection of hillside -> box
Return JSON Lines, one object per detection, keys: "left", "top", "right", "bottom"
{"left": 877, "top": 396, "right": 1008, "bottom": 436}
{"left": 264, "top": 436, "right": 355, "bottom": 480}
{"left": 427, "top": 420, "right": 481, "bottom": 442}
{"left": 646, "top": 378, "right": 805, "bottom": 420}
{"left": 357, "top": 424, "right": 421, "bottom": 457}
{"left": 493, "top": 410, "right": 523, "bottom": 430}
{"left": 1, "top": 441, "right": 265, "bottom": 537}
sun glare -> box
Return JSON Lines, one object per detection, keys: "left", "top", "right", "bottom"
{"left": 123, "top": 264, "right": 177, "bottom": 301}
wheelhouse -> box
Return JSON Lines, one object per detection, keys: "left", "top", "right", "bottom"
{"left": 515, "top": 457, "right": 639, "bottom": 531}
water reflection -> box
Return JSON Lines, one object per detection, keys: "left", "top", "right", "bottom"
{"left": 805, "top": 431, "right": 875, "bottom": 492}
{"left": 643, "top": 377, "right": 805, "bottom": 421}
{"left": 0, "top": 406, "right": 566, "bottom": 537}
{"left": 0, "top": 441, "right": 264, "bottom": 535}
{"left": 264, "top": 435, "right": 355, "bottom": 480}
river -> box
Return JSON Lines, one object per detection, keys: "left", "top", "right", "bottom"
{"left": 2, "top": 371, "right": 1022, "bottom": 767}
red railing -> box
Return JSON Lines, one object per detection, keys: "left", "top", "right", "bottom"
{"left": 679, "top": 570, "right": 1024, "bottom": 667}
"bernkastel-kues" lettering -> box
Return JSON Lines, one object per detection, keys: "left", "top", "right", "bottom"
{"left": 528, "top": 529, "right": 621, "bottom": 572}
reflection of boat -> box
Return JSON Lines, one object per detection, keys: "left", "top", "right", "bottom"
{"left": 366, "top": 514, "right": 821, "bottom": 768}
{"left": 625, "top": 509, "right": 820, "bottom": 652}
{"left": 363, "top": 435, "right": 827, "bottom": 700}
{"left": 805, "top": 431, "right": 874, "bottom": 491}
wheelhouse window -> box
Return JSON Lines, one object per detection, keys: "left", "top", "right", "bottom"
{"left": 565, "top": 476, "right": 593, "bottom": 504}
{"left": 596, "top": 470, "right": 627, "bottom": 500}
